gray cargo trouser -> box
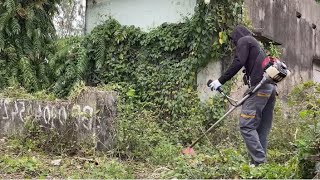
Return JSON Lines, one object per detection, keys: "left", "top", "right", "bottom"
{"left": 239, "top": 83, "right": 276, "bottom": 166}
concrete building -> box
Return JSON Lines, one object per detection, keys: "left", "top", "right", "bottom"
{"left": 85, "top": 0, "right": 197, "bottom": 32}
{"left": 85, "top": 0, "right": 320, "bottom": 102}
{"left": 244, "top": 0, "right": 320, "bottom": 100}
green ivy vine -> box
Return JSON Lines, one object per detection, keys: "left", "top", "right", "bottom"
{"left": 47, "top": 0, "right": 243, "bottom": 159}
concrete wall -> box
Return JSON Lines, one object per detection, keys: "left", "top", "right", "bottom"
{"left": 85, "top": 0, "right": 197, "bottom": 33}
{"left": 197, "top": 61, "right": 222, "bottom": 102}
{"left": 0, "top": 88, "right": 117, "bottom": 150}
{"left": 243, "top": 0, "right": 320, "bottom": 98}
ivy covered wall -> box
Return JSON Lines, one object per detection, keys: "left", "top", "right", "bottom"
{"left": 46, "top": 0, "right": 243, "bottom": 159}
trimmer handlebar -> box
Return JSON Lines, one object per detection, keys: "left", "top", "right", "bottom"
{"left": 189, "top": 76, "right": 268, "bottom": 148}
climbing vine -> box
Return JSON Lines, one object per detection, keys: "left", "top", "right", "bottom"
{"left": 288, "top": 82, "right": 320, "bottom": 178}
{"left": 47, "top": 0, "right": 243, "bottom": 159}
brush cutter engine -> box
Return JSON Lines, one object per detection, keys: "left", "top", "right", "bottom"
{"left": 262, "top": 57, "right": 290, "bottom": 83}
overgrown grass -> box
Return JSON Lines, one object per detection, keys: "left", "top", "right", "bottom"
{"left": 0, "top": 137, "right": 135, "bottom": 179}
{"left": 0, "top": 86, "right": 57, "bottom": 101}
{"left": 0, "top": 123, "right": 300, "bottom": 179}
{"left": 1, "top": 82, "right": 319, "bottom": 179}
{"left": 0, "top": 104, "right": 302, "bottom": 179}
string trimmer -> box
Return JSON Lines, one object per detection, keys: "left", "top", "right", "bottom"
{"left": 182, "top": 57, "right": 291, "bottom": 155}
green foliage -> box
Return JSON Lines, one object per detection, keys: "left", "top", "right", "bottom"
{"left": 268, "top": 101, "right": 297, "bottom": 154}
{"left": 288, "top": 81, "right": 320, "bottom": 178}
{"left": 0, "top": 154, "right": 43, "bottom": 178}
{"left": 49, "top": 0, "right": 243, "bottom": 97}
{"left": 68, "top": 160, "right": 134, "bottom": 179}
{"left": 239, "top": 161, "right": 298, "bottom": 179}
{"left": 0, "top": 0, "right": 61, "bottom": 91}
{"left": 160, "top": 145, "right": 297, "bottom": 179}
{"left": 161, "top": 147, "right": 246, "bottom": 179}
{"left": 47, "top": 0, "right": 243, "bottom": 162}
{"left": 267, "top": 42, "right": 282, "bottom": 58}
{"left": 1, "top": 81, "right": 319, "bottom": 178}
{"left": 48, "top": 37, "right": 89, "bottom": 97}
{"left": 115, "top": 104, "right": 168, "bottom": 160}
{"left": 0, "top": 138, "right": 134, "bottom": 179}
{"left": 0, "top": 86, "right": 56, "bottom": 100}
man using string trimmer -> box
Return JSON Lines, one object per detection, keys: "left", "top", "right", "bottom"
{"left": 182, "top": 25, "right": 290, "bottom": 167}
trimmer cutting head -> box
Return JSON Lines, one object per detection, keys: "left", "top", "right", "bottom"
{"left": 182, "top": 147, "right": 195, "bottom": 155}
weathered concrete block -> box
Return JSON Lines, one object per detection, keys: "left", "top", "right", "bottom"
{"left": 0, "top": 88, "right": 117, "bottom": 151}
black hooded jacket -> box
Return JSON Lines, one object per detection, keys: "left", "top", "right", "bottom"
{"left": 218, "top": 25, "right": 266, "bottom": 86}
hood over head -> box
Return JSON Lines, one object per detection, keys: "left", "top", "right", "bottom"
{"left": 231, "top": 25, "right": 252, "bottom": 45}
